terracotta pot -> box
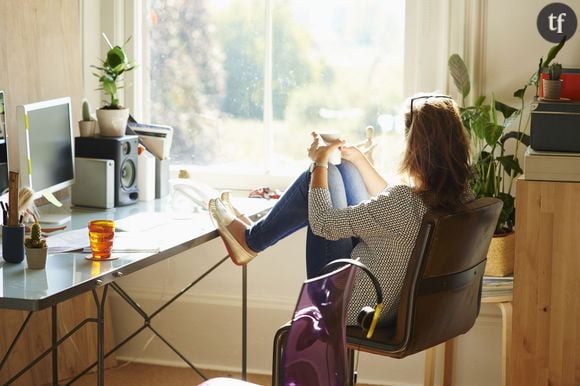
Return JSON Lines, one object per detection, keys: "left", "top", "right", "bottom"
{"left": 484, "top": 232, "right": 515, "bottom": 277}
{"left": 25, "top": 246, "right": 48, "bottom": 269}
{"left": 542, "top": 79, "right": 563, "bottom": 100}
{"left": 78, "top": 120, "right": 97, "bottom": 137}
{"left": 96, "top": 108, "right": 129, "bottom": 137}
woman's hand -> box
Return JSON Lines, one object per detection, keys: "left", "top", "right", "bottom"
{"left": 307, "top": 131, "right": 345, "bottom": 163}
{"left": 340, "top": 144, "right": 365, "bottom": 164}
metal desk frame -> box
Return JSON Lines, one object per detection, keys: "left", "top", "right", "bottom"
{"left": 0, "top": 199, "right": 268, "bottom": 385}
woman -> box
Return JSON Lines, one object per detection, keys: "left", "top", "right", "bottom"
{"left": 209, "top": 94, "right": 472, "bottom": 327}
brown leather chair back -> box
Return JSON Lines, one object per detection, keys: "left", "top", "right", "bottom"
{"left": 347, "top": 197, "right": 502, "bottom": 358}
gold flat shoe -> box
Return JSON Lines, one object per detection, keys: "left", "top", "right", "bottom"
{"left": 208, "top": 198, "right": 256, "bottom": 266}
{"left": 220, "top": 191, "right": 252, "bottom": 225}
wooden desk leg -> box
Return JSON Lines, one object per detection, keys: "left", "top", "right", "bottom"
{"left": 442, "top": 340, "right": 454, "bottom": 386}
{"left": 423, "top": 339, "right": 455, "bottom": 386}
{"left": 424, "top": 346, "right": 436, "bottom": 386}
{"left": 424, "top": 342, "right": 453, "bottom": 386}
{"left": 498, "top": 302, "right": 512, "bottom": 386}
{"left": 424, "top": 303, "right": 511, "bottom": 386}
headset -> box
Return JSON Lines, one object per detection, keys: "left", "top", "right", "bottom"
{"left": 321, "top": 258, "right": 384, "bottom": 339}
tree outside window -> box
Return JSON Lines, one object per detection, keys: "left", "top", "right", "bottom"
{"left": 144, "top": 0, "right": 405, "bottom": 177}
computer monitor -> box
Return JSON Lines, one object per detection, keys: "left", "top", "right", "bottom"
{"left": 12, "top": 97, "right": 75, "bottom": 205}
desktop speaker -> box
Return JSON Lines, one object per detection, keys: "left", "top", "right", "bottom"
{"left": 71, "top": 157, "right": 115, "bottom": 209}
{"left": 75, "top": 135, "right": 139, "bottom": 206}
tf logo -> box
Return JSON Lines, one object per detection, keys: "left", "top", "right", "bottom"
{"left": 537, "top": 2, "right": 577, "bottom": 43}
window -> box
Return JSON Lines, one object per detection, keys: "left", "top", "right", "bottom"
{"left": 138, "top": 0, "right": 406, "bottom": 180}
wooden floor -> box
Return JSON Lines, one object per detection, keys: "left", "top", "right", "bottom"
{"left": 62, "top": 362, "right": 378, "bottom": 386}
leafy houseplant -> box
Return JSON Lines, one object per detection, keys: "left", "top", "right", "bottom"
{"left": 24, "top": 222, "right": 48, "bottom": 269}
{"left": 78, "top": 99, "right": 97, "bottom": 137}
{"left": 92, "top": 35, "right": 136, "bottom": 137}
{"left": 448, "top": 37, "right": 565, "bottom": 235}
{"left": 448, "top": 37, "right": 565, "bottom": 276}
{"left": 542, "top": 62, "right": 563, "bottom": 100}
{"left": 449, "top": 54, "right": 529, "bottom": 235}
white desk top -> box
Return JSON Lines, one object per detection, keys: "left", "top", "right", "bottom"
{"left": 0, "top": 196, "right": 274, "bottom": 311}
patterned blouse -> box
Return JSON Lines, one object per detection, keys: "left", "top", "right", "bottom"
{"left": 308, "top": 184, "right": 428, "bottom": 327}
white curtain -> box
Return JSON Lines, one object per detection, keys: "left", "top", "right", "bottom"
{"left": 404, "top": 0, "right": 487, "bottom": 103}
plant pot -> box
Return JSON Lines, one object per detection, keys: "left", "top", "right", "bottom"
{"left": 96, "top": 108, "right": 129, "bottom": 137}
{"left": 78, "top": 120, "right": 97, "bottom": 137}
{"left": 542, "top": 79, "right": 563, "bottom": 100}
{"left": 25, "top": 246, "right": 48, "bottom": 269}
{"left": 484, "top": 231, "right": 515, "bottom": 277}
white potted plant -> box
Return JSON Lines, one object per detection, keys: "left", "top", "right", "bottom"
{"left": 78, "top": 99, "right": 97, "bottom": 137}
{"left": 24, "top": 222, "right": 48, "bottom": 269}
{"left": 92, "top": 35, "right": 136, "bottom": 137}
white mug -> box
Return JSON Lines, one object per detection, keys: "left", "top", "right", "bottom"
{"left": 319, "top": 131, "right": 342, "bottom": 165}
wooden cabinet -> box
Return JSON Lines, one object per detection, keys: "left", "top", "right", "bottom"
{"left": 512, "top": 179, "right": 580, "bottom": 386}
{"left": 0, "top": 292, "right": 117, "bottom": 386}
{"left": 0, "top": 2, "right": 113, "bottom": 383}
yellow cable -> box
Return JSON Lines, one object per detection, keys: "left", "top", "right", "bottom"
{"left": 366, "top": 303, "right": 383, "bottom": 339}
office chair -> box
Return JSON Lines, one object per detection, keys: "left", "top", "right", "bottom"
{"left": 203, "top": 197, "right": 501, "bottom": 386}
{"left": 200, "top": 259, "right": 359, "bottom": 386}
{"left": 345, "top": 197, "right": 502, "bottom": 385}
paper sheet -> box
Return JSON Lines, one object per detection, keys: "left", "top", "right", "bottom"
{"left": 46, "top": 227, "right": 161, "bottom": 255}
{"left": 46, "top": 227, "right": 89, "bottom": 253}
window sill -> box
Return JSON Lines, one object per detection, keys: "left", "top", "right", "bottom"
{"left": 169, "top": 164, "right": 298, "bottom": 192}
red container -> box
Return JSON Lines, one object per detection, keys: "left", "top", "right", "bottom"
{"left": 539, "top": 68, "right": 580, "bottom": 100}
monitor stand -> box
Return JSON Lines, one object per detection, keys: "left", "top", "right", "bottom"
{"left": 42, "top": 191, "right": 64, "bottom": 208}
{"left": 38, "top": 213, "right": 72, "bottom": 226}
{"left": 37, "top": 193, "right": 72, "bottom": 229}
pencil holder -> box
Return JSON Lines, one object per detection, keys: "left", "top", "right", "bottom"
{"left": 2, "top": 224, "right": 25, "bottom": 264}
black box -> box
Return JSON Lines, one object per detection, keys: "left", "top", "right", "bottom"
{"left": 530, "top": 100, "right": 580, "bottom": 152}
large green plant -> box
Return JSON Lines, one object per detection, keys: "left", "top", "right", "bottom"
{"left": 92, "top": 35, "right": 136, "bottom": 109}
{"left": 448, "top": 37, "right": 565, "bottom": 233}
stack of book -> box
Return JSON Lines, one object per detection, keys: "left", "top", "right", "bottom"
{"left": 524, "top": 148, "right": 580, "bottom": 182}
{"left": 482, "top": 276, "right": 513, "bottom": 298}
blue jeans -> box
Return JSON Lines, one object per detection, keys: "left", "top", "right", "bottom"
{"left": 246, "top": 161, "right": 370, "bottom": 278}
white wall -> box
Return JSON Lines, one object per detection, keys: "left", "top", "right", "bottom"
{"left": 102, "top": 1, "right": 580, "bottom": 385}
{"left": 109, "top": 228, "right": 307, "bottom": 373}
{"left": 483, "top": 1, "right": 580, "bottom": 106}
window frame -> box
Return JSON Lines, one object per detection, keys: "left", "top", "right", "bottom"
{"left": 82, "top": 0, "right": 467, "bottom": 191}
{"left": 116, "top": 0, "right": 289, "bottom": 190}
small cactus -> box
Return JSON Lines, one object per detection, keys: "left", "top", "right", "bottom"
{"left": 82, "top": 99, "right": 95, "bottom": 121}
{"left": 548, "top": 62, "right": 563, "bottom": 80}
{"left": 25, "top": 222, "right": 47, "bottom": 249}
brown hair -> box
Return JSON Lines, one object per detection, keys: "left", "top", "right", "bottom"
{"left": 401, "top": 96, "right": 471, "bottom": 210}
